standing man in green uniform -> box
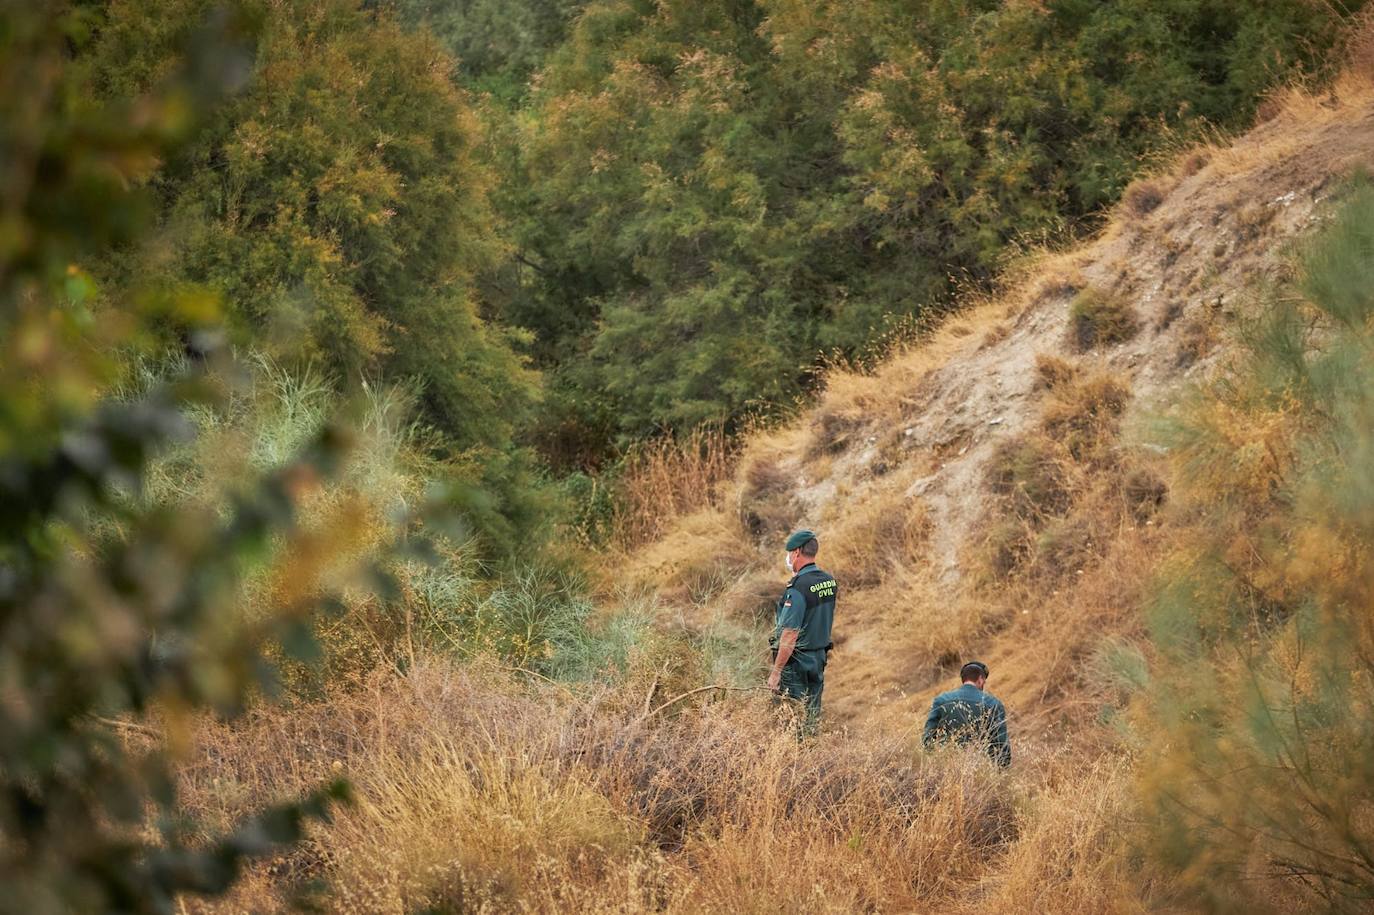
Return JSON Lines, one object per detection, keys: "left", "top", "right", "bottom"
{"left": 768, "top": 529, "right": 837, "bottom": 736}
{"left": 922, "top": 661, "right": 1011, "bottom": 768}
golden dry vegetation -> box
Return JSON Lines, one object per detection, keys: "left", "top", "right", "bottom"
{"left": 171, "top": 36, "right": 1374, "bottom": 915}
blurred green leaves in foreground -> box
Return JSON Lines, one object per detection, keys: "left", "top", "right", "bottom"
{"left": 0, "top": 4, "right": 363, "bottom": 910}
{"left": 1142, "top": 177, "right": 1374, "bottom": 912}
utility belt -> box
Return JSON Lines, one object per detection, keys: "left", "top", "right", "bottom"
{"left": 770, "top": 641, "right": 834, "bottom": 662}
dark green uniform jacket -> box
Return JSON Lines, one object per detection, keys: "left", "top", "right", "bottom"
{"left": 772, "top": 563, "right": 837, "bottom": 733}
{"left": 922, "top": 683, "right": 1011, "bottom": 768}
{"left": 773, "top": 562, "right": 836, "bottom": 650}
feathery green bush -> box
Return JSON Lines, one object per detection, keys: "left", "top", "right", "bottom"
{"left": 1142, "top": 177, "right": 1374, "bottom": 912}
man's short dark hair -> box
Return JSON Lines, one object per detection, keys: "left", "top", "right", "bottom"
{"left": 960, "top": 661, "right": 989, "bottom": 683}
{"left": 799, "top": 537, "right": 819, "bottom": 558}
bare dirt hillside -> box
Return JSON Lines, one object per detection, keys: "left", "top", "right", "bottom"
{"left": 619, "top": 76, "right": 1374, "bottom": 749}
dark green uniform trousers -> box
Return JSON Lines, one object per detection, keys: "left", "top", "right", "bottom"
{"left": 778, "top": 648, "right": 826, "bottom": 736}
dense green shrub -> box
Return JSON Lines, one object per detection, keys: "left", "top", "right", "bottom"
{"left": 87, "top": 0, "right": 538, "bottom": 454}
{"left": 394, "top": 0, "right": 585, "bottom": 102}
{"left": 497, "top": 0, "right": 1361, "bottom": 463}
{"left": 82, "top": 0, "right": 559, "bottom": 553}
{"left": 0, "top": 6, "right": 357, "bottom": 909}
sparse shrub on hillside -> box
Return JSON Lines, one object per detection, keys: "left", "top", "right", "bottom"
{"left": 1156, "top": 298, "right": 1186, "bottom": 330}
{"left": 980, "top": 323, "right": 1013, "bottom": 349}
{"left": 1035, "top": 272, "right": 1083, "bottom": 305}
{"left": 1179, "top": 150, "right": 1211, "bottom": 177}
{"left": 1141, "top": 178, "right": 1374, "bottom": 911}
{"left": 986, "top": 435, "right": 1074, "bottom": 522}
{"left": 981, "top": 518, "right": 1037, "bottom": 578}
{"left": 1122, "top": 467, "right": 1168, "bottom": 521}
{"left": 808, "top": 407, "right": 865, "bottom": 458}
{"left": 826, "top": 490, "right": 931, "bottom": 589}
{"left": 738, "top": 454, "right": 796, "bottom": 539}
{"left": 1234, "top": 201, "right": 1278, "bottom": 241}
{"left": 1032, "top": 517, "right": 1099, "bottom": 581}
{"left": 1041, "top": 373, "right": 1131, "bottom": 462}
{"left": 1122, "top": 178, "right": 1167, "bottom": 216}
{"left": 1070, "top": 288, "right": 1140, "bottom": 351}
{"left": 1173, "top": 312, "right": 1221, "bottom": 368}
{"left": 1035, "top": 353, "right": 1081, "bottom": 390}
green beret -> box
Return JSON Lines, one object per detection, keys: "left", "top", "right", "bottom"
{"left": 785, "top": 529, "right": 817, "bottom": 551}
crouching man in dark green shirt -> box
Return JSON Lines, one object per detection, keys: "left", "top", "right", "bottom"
{"left": 767, "top": 529, "right": 837, "bottom": 736}
{"left": 922, "top": 661, "right": 1011, "bottom": 768}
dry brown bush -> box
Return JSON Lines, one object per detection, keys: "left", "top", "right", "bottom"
{"left": 806, "top": 406, "right": 865, "bottom": 459}
{"left": 1173, "top": 312, "right": 1220, "bottom": 368}
{"left": 1069, "top": 288, "right": 1140, "bottom": 351}
{"left": 824, "top": 488, "right": 931, "bottom": 589}
{"left": 980, "top": 322, "right": 1012, "bottom": 349}
{"left": 1041, "top": 372, "right": 1131, "bottom": 461}
{"left": 1122, "top": 466, "right": 1168, "bottom": 521}
{"left": 986, "top": 434, "right": 1075, "bottom": 522}
{"left": 711, "top": 568, "right": 783, "bottom": 623}
{"left": 1178, "top": 150, "right": 1210, "bottom": 177}
{"left": 971, "top": 761, "right": 1152, "bottom": 914}
{"left": 615, "top": 427, "right": 735, "bottom": 549}
{"left": 1034, "top": 352, "right": 1080, "bottom": 390}
{"left": 1121, "top": 178, "right": 1167, "bottom": 216}
{"left": 178, "top": 658, "right": 1031, "bottom": 914}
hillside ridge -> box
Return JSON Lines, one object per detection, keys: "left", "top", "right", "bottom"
{"left": 624, "top": 75, "right": 1374, "bottom": 742}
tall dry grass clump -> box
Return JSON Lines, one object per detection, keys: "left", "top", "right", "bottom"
{"left": 612, "top": 426, "right": 736, "bottom": 549}
{"left": 1068, "top": 287, "right": 1139, "bottom": 351}
{"left": 178, "top": 656, "right": 1028, "bottom": 914}
{"left": 973, "top": 760, "right": 1156, "bottom": 914}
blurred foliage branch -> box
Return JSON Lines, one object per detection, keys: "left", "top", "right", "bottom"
{"left": 0, "top": 4, "right": 388, "bottom": 910}
{"left": 1143, "top": 176, "right": 1374, "bottom": 912}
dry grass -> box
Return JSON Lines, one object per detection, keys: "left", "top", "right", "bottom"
{"left": 735, "top": 451, "right": 796, "bottom": 540}
{"left": 1068, "top": 287, "right": 1140, "bottom": 351}
{"left": 614, "top": 426, "right": 736, "bottom": 549}
{"left": 1041, "top": 372, "right": 1131, "bottom": 462}
{"left": 821, "top": 481, "right": 931, "bottom": 589}
{"left": 1034, "top": 352, "right": 1080, "bottom": 390}
{"left": 614, "top": 505, "right": 757, "bottom": 608}
{"left": 176, "top": 658, "right": 1068, "bottom": 914}
{"left": 167, "top": 28, "right": 1374, "bottom": 914}
{"left": 970, "top": 760, "right": 1154, "bottom": 915}
{"left": 1121, "top": 177, "right": 1168, "bottom": 217}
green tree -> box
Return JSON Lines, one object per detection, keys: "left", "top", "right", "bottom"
{"left": 88, "top": 0, "right": 539, "bottom": 453}
{"left": 0, "top": 4, "right": 363, "bottom": 910}
{"left": 499, "top": 0, "right": 1360, "bottom": 465}
{"left": 393, "top": 0, "right": 585, "bottom": 102}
